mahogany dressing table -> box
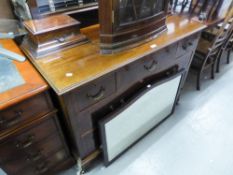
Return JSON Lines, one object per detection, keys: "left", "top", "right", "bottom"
{"left": 22, "top": 15, "right": 207, "bottom": 170}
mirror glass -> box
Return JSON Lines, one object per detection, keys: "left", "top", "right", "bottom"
{"left": 119, "top": 0, "right": 164, "bottom": 25}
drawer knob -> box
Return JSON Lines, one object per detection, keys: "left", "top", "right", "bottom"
{"left": 144, "top": 60, "right": 158, "bottom": 72}
{"left": 16, "top": 135, "right": 35, "bottom": 149}
{"left": 87, "top": 86, "right": 105, "bottom": 101}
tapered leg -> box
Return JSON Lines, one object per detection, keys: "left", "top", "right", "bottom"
{"left": 227, "top": 50, "right": 231, "bottom": 64}
{"left": 211, "top": 63, "right": 215, "bottom": 79}
{"left": 216, "top": 50, "right": 223, "bottom": 73}
{"left": 196, "top": 71, "right": 201, "bottom": 91}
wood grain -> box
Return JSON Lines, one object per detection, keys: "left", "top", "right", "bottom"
{"left": 24, "top": 14, "right": 80, "bottom": 35}
{"left": 0, "top": 39, "right": 48, "bottom": 110}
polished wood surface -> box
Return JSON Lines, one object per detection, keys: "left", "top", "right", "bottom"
{"left": 22, "top": 14, "right": 87, "bottom": 59}
{"left": 24, "top": 14, "right": 80, "bottom": 35}
{"left": 27, "top": 15, "right": 206, "bottom": 95}
{"left": 0, "top": 39, "right": 48, "bottom": 110}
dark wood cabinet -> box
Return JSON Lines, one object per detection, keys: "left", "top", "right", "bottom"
{"left": 0, "top": 40, "right": 74, "bottom": 175}
{"left": 98, "top": 0, "right": 169, "bottom": 53}
{"left": 0, "top": 93, "right": 74, "bottom": 175}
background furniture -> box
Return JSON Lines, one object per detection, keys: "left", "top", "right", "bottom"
{"left": 0, "top": 39, "right": 75, "bottom": 175}
{"left": 191, "top": 8, "right": 233, "bottom": 90}
{"left": 11, "top": 0, "right": 98, "bottom": 20}
{"left": 98, "top": 0, "right": 169, "bottom": 54}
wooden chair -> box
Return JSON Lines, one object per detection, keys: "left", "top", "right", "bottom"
{"left": 226, "top": 33, "right": 233, "bottom": 64}
{"left": 191, "top": 8, "right": 233, "bottom": 90}
{"left": 216, "top": 24, "right": 233, "bottom": 72}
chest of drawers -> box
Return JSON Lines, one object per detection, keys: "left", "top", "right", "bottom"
{"left": 0, "top": 39, "right": 74, "bottom": 175}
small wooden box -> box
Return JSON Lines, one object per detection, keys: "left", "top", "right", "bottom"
{"left": 21, "top": 14, "right": 88, "bottom": 58}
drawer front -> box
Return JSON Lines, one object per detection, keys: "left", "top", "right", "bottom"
{"left": 117, "top": 43, "right": 178, "bottom": 91}
{"left": 117, "top": 56, "right": 160, "bottom": 91}
{"left": 25, "top": 133, "right": 64, "bottom": 163}
{"left": 0, "top": 117, "right": 57, "bottom": 164}
{"left": 0, "top": 93, "right": 53, "bottom": 132}
{"left": 69, "top": 73, "right": 116, "bottom": 111}
{"left": 17, "top": 149, "right": 69, "bottom": 175}
{"left": 0, "top": 134, "right": 64, "bottom": 174}
{"left": 176, "top": 34, "right": 199, "bottom": 58}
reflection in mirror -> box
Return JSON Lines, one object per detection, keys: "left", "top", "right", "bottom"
{"left": 119, "top": 0, "right": 164, "bottom": 25}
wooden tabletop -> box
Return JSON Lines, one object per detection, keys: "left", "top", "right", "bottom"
{"left": 27, "top": 15, "right": 206, "bottom": 95}
{"left": 0, "top": 39, "right": 48, "bottom": 110}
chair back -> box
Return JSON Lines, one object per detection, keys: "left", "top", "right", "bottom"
{"left": 206, "top": 6, "right": 233, "bottom": 60}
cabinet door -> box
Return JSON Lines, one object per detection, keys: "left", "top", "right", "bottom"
{"left": 114, "top": 0, "right": 168, "bottom": 31}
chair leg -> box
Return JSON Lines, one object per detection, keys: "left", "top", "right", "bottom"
{"left": 216, "top": 50, "right": 222, "bottom": 73}
{"left": 227, "top": 50, "right": 231, "bottom": 64}
{"left": 196, "top": 71, "right": 201, "bottom": 91}
{"left": 211, "top": 64, "right": 215, "bottom": 79}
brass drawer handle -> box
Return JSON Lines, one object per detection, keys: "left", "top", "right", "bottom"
{"left": 0, "top": 110, "right": 23, "bottom": 128}
{"left": 144, "top": 60, "right": 158, "bottom": 72}
{"left": 27, "top": 151, "right": 43, "bottom": 161}
{"left": 87, "top": 86, "right": 105, "bottom": 101}
{"left": 16, "top": 135, "right": 35, "bottom": 149}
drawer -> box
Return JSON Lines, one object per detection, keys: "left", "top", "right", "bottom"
{"left": 0, "top": 117, "right": 57, "bottom": 164}
{"left": 69, "top": 73, "right": 116, "bottom": 111}
{"left": 0, "top": 133, "right": 64, "bottom": 174}
{"left": 0, "top": 93, "right": 53, "bottom": 132}
{"left": 17, "top": 149, "right": 69, "bottom": 175}
{"left": 25, "top": 133, "right": 64, "bottom": 163}
{"left": 117, "top": 44, "right": 178, "bottom": 91}
{"left": 176, "top": 34, "right": 199, "bottom": 58}
{"left": 117, "top": 56, "right": 160, "bottom": 90}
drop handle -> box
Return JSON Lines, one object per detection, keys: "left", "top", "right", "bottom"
{"left": 16, "top": 135, "right": 35, "bottom": 149}
{"left": 29, "top": 152, "right": 43, "bottom": 161}
{"left": 144, "top": 60, "right": 158, "bottom": 72}
{"left": 0, "top": 110, "right": 23, "bottom": 128}
{"left": 8, "top": 110, "right": 23, "bottom": 127}
{"left": 87, "top": 86, "right": 105, "bottom": 101}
